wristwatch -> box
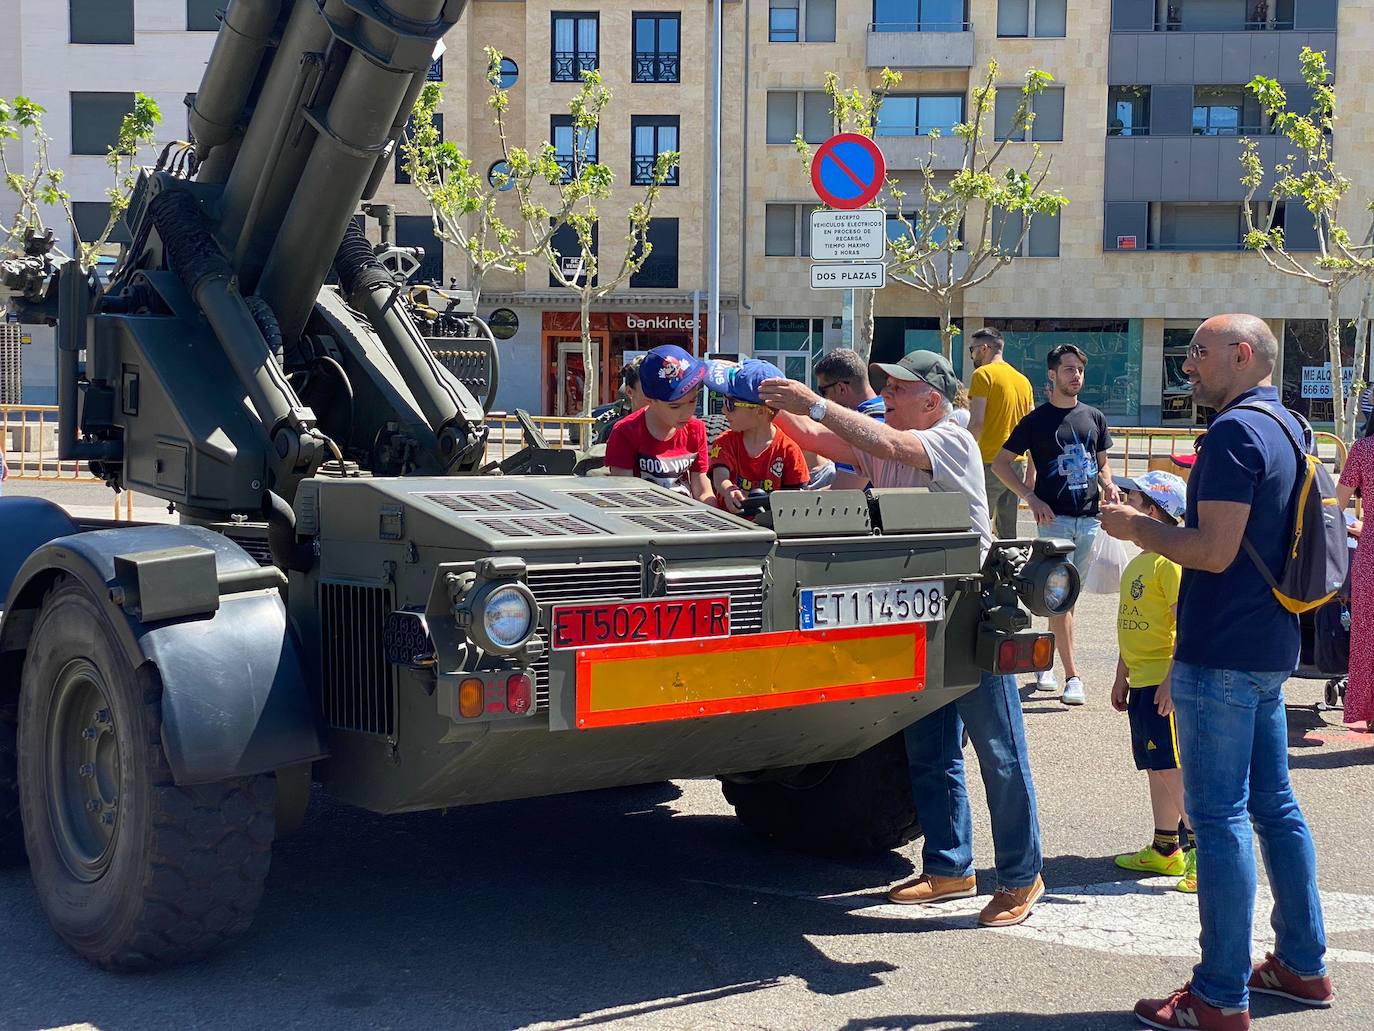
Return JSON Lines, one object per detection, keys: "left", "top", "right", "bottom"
{"left": 808, "top": 398, "right": 828, "bottom": 423}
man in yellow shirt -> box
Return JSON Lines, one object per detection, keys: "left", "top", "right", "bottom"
{"left": 967, "top": 328, "right": 1034, "bottom": 538}
{"left": 1107, "top": 471, "right": 1196, "bottom": 895}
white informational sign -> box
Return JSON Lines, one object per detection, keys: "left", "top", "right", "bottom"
{"left": 1300, "top": 364, "right": 1354, "bottom": 399}
{"left": 810, "top": 262, "right": 886, "bottom": 290}
{"left": 810, "top": 209, "right": 887, "bottom": 261}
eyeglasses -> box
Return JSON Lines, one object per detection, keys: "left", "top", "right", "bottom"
{"left": 968, "top": 344, "right": 985, "bottom": 356}
{"left": 724, "top": 398, "right": 762, "bottom": 411}
{"left": 816, "top": 381, "right": 839, "bottom": 397}
{"left": 1187, "top": 341, "right": 1243, "bottom": 360}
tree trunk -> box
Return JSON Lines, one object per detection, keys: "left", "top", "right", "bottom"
{"left": 1349, "top": 282, "right": 1373, "bottom": 447}
{"left": 579, "top": 294, "right": 596, "bottom": 421}
{"left": 939, "top": 295, "right": 956, "bottom": 360}
{"left": 1327, "top": 287, "right": 1349, "bottom": 443}
{"left": 858, "top": 288, "right": 875, "bottom": 363}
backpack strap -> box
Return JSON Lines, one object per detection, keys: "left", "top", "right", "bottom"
{"left": 1226, "top": 402, "right": 1307, "bottom": 587}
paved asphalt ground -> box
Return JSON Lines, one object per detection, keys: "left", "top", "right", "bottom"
{"left": 1, "top": 482, "right": 1372, "bottom": 1031}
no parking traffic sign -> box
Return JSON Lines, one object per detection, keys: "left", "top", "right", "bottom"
{"left": 810, "top": 133, "right": 887, "bottom": 210}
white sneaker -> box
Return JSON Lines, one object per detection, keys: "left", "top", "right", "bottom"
{"left": 1061, "top": 677, "right": 1086, "bottom": 706}
{"left": 1035, "top": 670, "right": 1058, "bottom": 692}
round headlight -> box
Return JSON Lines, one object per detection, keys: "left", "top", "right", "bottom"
{"left": 1043, "top": 564, "right": 1074, "bottom": 613}
{"left": 482, "top": 584, "right": 535, "bottom": 650}
{"left": 1017, "top": 557, "right": 1079, "bottom": 617}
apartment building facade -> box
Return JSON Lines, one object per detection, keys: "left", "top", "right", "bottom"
{"left": 3, "top": 1, "right": 1371, "bottom": 420}
{"left": 0, "top": 1, "right": 218, "bottom": 403}
{"left": 747, "top": 0, "right": 1371, "bottom": 426}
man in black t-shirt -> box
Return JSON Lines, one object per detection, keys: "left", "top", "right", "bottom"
{"left": 992, "top": 343, "right": 1120, "bottom": 706}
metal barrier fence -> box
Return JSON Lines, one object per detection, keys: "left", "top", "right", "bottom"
{"left": 1, "top": 405, "right": 89, "bottom": 482}
{"left": 1110, "top": 425, "right": 1349, "bottom": 479}
{"left": 7, "top": 404, "right": 1353, "bottom": 516}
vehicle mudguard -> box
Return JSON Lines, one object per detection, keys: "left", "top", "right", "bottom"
{"left": 0, "top": 511, "right": 326, "bottom": 785}
{"left": 0, "top": 496, "right": 81, "bottom": 605}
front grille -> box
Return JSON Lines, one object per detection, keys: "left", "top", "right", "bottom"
{"left": 220, "top": 528, "right": 274, "bottom": 567}
{"left": 622, "top": 510, "right": 742, "bottom": 534}
{"left": 663, "top": 566, "right": 767, "bottom": 636}
{"left": 418, "top": 491, "right": 551, "bottom": 514}
{"left": 523, "top": 563, "right": 645, "bottom": 708}
{"left": 476, "top": 514, "right": 605, "bottom": 538}
{"left": 320, "top": 582, "right": 395, "bottom": 736}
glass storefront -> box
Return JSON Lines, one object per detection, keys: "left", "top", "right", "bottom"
{"left": 983, "top": 318, "right": 1143, "bottom": 422}
{"left": 753, "top": 318, "right": 825, "bottom": 384}
{"left": 1282, "top": 319, "right": 1361, "bottom": 426}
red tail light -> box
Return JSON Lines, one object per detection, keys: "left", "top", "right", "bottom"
{"left": 506, "top": 673, "right": 533, "bottom": 715}
{"left": 996, "top": 633, "right": 1055, "bottom": 675}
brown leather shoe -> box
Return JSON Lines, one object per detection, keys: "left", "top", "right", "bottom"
{"left": 977, "top": 875, "right": 1045, "bottom": 927}
{"left": 887, "top": 873, "right": 977, "bottom": 905}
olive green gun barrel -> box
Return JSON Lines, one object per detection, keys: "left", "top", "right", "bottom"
{"left": 255, "top": 0, "right": 454, "bottom": 345}
{"left": 188, "top": 0, "right": 282, "bottom": 169}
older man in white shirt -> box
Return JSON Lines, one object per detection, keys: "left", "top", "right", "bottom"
{"left": 761, "top": 351, "right": 1045, "bottom": 930}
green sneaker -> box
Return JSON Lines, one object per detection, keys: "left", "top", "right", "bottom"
{"left": 1115, "top": 844, "right": 1186, "bottom": 876}
{"left": 1176, "top": 849, "right": 1198, "bottom": 894}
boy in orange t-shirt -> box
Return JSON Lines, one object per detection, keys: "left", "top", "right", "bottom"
{"left": 704, "top": 359, "right": 808, "bottom": 513}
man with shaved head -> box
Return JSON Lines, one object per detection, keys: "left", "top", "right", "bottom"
{"left": 1101, "top": 314, "right": 1332, "bottom": 1030}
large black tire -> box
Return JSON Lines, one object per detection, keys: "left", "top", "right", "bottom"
{"left": 17, "top": 578, "right": 276, "bottom": 971}
{"left": 721, "top": 731, "right": 921, "bottom": 858}
{"left": 0, "top": 719, "right": 22, "bottom": 866}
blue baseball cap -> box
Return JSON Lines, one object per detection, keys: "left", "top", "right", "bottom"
{"left": 640, "top": 344, "right": 707, "bottom": 402}
{"left": 1116, "top": 471, "right": 1187, "bottom": 522}
{"left": 704, "top": 358, "right": 786, "bottom": 404}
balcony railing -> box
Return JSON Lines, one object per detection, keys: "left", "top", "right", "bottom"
{"left": 552, "top": 50, "right": 598, "bottom": 82}
{"left": 633, "top": 52, "right": 680, "bottom": 83}
{"left": 870, "top": 21, "right": 971, "bottom": 32}
{"left": 632, "top": 156, "right": 678, "bottom": 186}
{"left": 1153, "top": 19, "right": 1296, "bottom": 31}
{"left": 1193, "top": 124, "right": 1267, "bottom": 136}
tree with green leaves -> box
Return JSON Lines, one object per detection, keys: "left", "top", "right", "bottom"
{"left": 540, "top": 104, "right": 677, "bottom": 418}
{"left": 404, "top": 51, "right": 677, "bottom": 418}
{"left": 795, "top": 62, "right": 1067, "bottom": 361}
{"left": 402, "top": 47, "right": 586, "bottom": 308}
{"left": 1, "top": 93, "right": 161, "bottom": 270}
{"left": 1240, "top": 46, "right": 1374, "bottom": 444}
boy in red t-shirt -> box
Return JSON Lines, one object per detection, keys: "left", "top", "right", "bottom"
{"left": 705, "top": 359, "right": 809, "bottom": 513}
{"left": 604, "top": 344, "right": 712, "bottom": 501}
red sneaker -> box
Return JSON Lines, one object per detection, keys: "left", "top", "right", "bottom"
{"left": 1248, "top": 953, "right": 1335, "bottom": 1007}
{"left": 1134, "top": 985, "right": 1250, "bottom": 1031}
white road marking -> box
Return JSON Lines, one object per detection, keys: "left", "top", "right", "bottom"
{"left": 690, "top": 878, "right": 1374, "bottom": 964}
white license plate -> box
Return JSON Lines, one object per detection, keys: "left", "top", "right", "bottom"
{"left": 799, "top": 581, "right": 947, "bottom": 631}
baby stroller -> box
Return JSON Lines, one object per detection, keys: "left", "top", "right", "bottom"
{"left": 1297, "top": 588, "right": 1349, "bottom": 712}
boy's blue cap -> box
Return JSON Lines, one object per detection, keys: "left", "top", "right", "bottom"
{"left": 1116, "top": 471, "right": 1187, "bottom": 522}
{"left": 640, "top": 345, "right": 707, "bottom": 401}
{"left": 704, "top": 358, "right": 786, "bottom": 404}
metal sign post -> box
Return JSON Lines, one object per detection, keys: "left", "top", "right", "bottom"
{"left": 809, "top": 136, "right": 888, "bottom": 356}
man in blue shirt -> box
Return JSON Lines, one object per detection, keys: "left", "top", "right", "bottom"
{"left": 814, "top": 349, "right": 885, "bottom": 489}
{"left": 1100, "top": 314, "right": 1332, "bottom": 1031}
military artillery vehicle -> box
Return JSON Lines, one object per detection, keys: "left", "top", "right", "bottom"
{"left": 0, "top": 0, "right": 1078, "bottom": 971}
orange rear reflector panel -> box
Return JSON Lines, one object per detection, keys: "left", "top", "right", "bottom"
{"left": 574, "top": 624, "right": 924, "bottom": 729}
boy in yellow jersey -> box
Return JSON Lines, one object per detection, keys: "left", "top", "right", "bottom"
{"left": 1109, "top": 471, "right": 1197, "bottom": 894}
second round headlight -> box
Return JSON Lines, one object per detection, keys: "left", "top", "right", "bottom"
{"left": 481, "top": 584, "right": 536, "bottom": 650}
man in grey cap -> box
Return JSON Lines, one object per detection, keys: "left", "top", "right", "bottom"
{"left": 761, "top": 350, "right": 992, "bottom": 551}
{"left": 761, "top": 352, "right": 1046, "bottom": 930}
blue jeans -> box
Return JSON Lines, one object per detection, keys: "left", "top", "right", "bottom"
{"left": 1171, "top": 663, "right": 1327, "bottom": 1010}
{"left": 1037, "top": 514, "right": 1099, "bottom": 576}
{"left": 903, "top": 673, "right": 1042, "bottom": 889}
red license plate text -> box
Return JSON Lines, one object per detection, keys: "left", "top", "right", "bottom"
{"left": 551, "top": 596, "right": 731, "bottom": 651}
